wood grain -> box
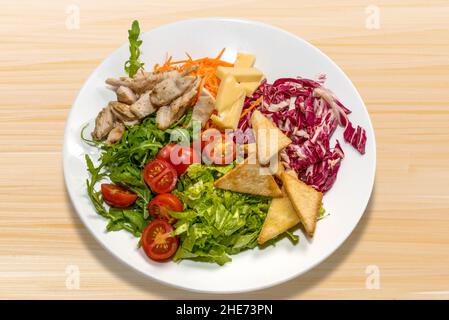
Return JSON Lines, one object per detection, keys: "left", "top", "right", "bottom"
{"left": 1, "top": 0, "right": 449, "bottom": 299}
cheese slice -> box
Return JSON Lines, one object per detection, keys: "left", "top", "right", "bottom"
{"left": 215, "top": 76, "right": 245, "bottom": 113}
{"left": 240, "top": 81, "right": 261, "bottom": 96}
{"left": 211, "top": 92, "right": 245, "bottom": 129}
{"left": 234, "top": 53, "right": 256, "bottom": 68}
{"left": 216, "top": 67, "right": 263, "bottom": 82}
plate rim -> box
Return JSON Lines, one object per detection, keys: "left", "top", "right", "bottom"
{"left": 62, "top": 17, "right": 377, "bottom": 294}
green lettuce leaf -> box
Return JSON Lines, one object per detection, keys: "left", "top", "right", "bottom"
{"left": 172, "top": 164, "right": 271, "bottom": 265}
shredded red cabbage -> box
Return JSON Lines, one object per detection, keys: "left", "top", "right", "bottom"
{"left": 238, "top": 77, "right": 367, "bottom": 192}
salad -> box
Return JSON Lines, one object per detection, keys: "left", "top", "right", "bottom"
{"left": 83, "top": 21, "right": 367, "bottom": 265}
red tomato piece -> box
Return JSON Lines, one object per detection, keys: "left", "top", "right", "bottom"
{"left": 157, "top": 144, "right": 199, "bottom": 175}
{"left": 101, "top": 184, "right": 138, "bottom": 208}
{"left": 143, "top": 159, "right": 177, "bottom": 194}
{"left": 141, "top": 219, "right": 179, "bottom": 262}
{"left": 148, "top": 193, "right": 183, "bottom": 223}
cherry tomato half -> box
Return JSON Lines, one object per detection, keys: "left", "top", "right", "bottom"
{"left": 148, "top": 193, "right": 183, "bottom": 223}
{"left": 101, "top": 183, "right": 138, "bottom": 208}
{"left": 141, "top": 219, "right": 179, "bottom": 262}
{"left": 202, "top": 129, "right": 236, "bottom": 165}
{"left": 143, "top": 159, "right": 177, "bottom": 194}
{"left": 157, "top": 144, "right": 199, "bottom": 175}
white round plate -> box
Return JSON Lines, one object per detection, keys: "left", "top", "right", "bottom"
{"left": 63, "top": 18, "right": 376, "bottom": 293}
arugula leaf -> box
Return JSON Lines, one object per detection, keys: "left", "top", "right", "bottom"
{"left": 81, "top": 123, "right": 103, "bottom": 147}
{"left": 85, "top": 154, "right": 108, "bottom": 217}
{"left": 124, "top": 20, "right": 144, "bottom": 78}
{"left": 285, "top": 231, "right": 300, "bottom": 243}
{"left": 318, "top": 206, "right": 328, "bottom": 220}
{"left": 84, "top": 117, "right": 172, "bottom": 236}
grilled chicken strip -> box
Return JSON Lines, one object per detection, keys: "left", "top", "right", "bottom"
{"left": 94, "top": 68, "right": 201, "bottom": 141}
{"left": 92, "top": 105, "right": 114, "bottom": 140}
{"left": 156, "top": 77, "right": 201, "bottom": 130}
{"left": 150, "top": 76, "right": 197, "bottom": 107}
{"left": 150, "top": 66, "right": 199, "bottom": 107}
{"left": 129, "top": 91, "right": 156, "bottom": 119}
{"left": 109, "top": 101, "right": 140, "bottom": 126}
{"left": 106, "top": 122, "right": 125, "bottom": 145}
{"left": 106, "top": 70, "right": 179, "bottom": 94}
{"left": 116, "top": 86, "right": 137, "bottom": 105}
{"left": 190, "top": 88, "right": 215, "bottom": 128}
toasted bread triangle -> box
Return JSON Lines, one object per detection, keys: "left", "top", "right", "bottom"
{"left": 251, "top": 110, "right": 292, "bottom": 165}
{"left": 273, "top": 153, "right": 285, "bottom": 179}
{"left": 258, "top": 189, "right": 300, "bottom": 245}
{"left": 214, "top": 159, "right": 282, "bottom": 198}
{"left": 281, "top": 172, "right": 323, "bottom": 237}
{"left": 245, "top": 145, "right": 285, "bottom": 178}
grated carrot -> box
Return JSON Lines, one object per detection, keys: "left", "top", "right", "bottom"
{"left": 240, "top": 96, "right": 263, "bottom": 119}
{"left": 153, "top": 48, "right": 233, "bottom": 97}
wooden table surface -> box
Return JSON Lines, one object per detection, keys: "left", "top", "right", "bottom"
{"left": 1, "top": 0, "right": 448, "bottom": 300}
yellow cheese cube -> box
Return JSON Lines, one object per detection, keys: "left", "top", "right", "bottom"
{"left": 215, "top": 76, "right": 245, "bottom": 112}
{"left": 234, "top": 53, "right": 256, "bottom": 68}
{"left": 240, "top": 81, "right": 261, "bottom": 97}
{"left": 210, "top": 114, "right": 227, "bottom": 129}
{"left": 216, "top": 67, "right": 264, "bottom": 82}
{"left": 211, "top": 93, "right": 245, "bottom": 129}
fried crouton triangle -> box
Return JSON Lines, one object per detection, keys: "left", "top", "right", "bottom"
{"left": 281, "top": 172, "right": 323, "bottom": 237}
{"left": 214, "top": 159, "right": 282, "bottom": 198}
{"left": 258, "top": 188, "right": 300, "bottom": 244}
{"left": 251, "top": 110, "right": 292, "bottom": 165}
